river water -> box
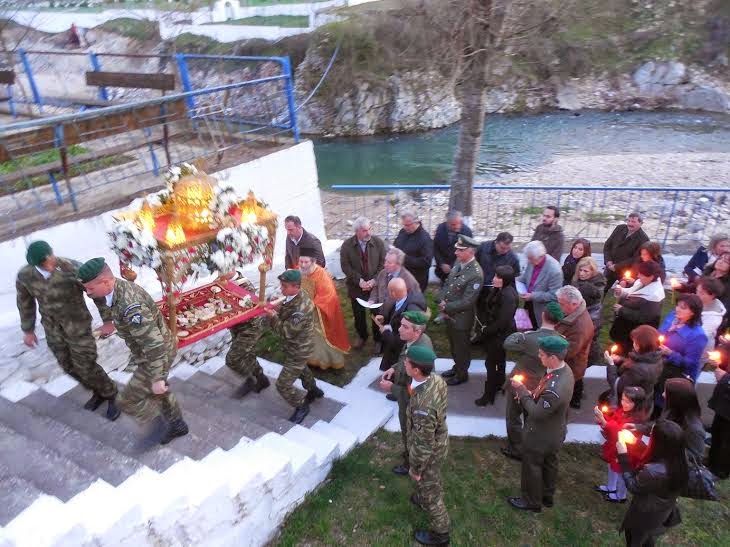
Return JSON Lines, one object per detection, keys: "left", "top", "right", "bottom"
{"left": 313, "top": 110, "right": 730, "bottom": 187}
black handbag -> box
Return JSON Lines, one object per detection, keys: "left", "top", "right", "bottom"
{"left": 681, "top": 452, "right": 719, "bottom": 501}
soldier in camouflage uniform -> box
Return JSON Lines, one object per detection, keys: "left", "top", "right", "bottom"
{"left": 224, "top": 276, "right": 270, "bottom": 397}
{"left": 439, "top": 235, "right": 483, "bottom": 386}
{"left": 265, "top": 269, "right": 323, "bottom": 424}
{"left": 379, "top": 310, "right": 432, "bottom": 476}
{"left": 79, "top": 258, "right": 188, "bottom": 445}
{"left": 405, "top": 345, "right": 450, "bottom": 546}
{"left": 508, "top": 335, "right": 575, "bottom": 512}
{"left": 16, "top": 241, "right": 120, "bottom": 420}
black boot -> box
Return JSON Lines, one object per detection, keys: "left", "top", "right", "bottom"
{"left": 414, "top": 529, "right": 450, "bottom": 545}
{"left": 235, "top": 378, "right": 255, "bottom": 398}
{"left": 83, "top": 393, "right": 104, "bottom": 411}
{"left": 160, "top": 418, "right": 189, "bottom": 445}
{"left": 569, "top": 378, "right": 584, "bottom": 409}
{"left": 106, "top": 398, "right": 121, "bottom": 421}
{"left": 305, "top": 386, "right": 324, "bottom": 404}
{"left": 253, "top": 373, "right": 270, "bottom": 393}
{"left": 289, "top": 404, "right": 310, "bottom": 424}
{"left": 474, "top": 381, "right": 495, "bottom": 406}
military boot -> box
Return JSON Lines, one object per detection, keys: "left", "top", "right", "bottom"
{"left": 414, "top": 529, "right": 450, "bottom": 545}
{"left": 253, "top": 372, "right": 270, "bottom": 393}
{"left": 106, "top": 397, "right": 121, "bottom": 421}
{"left": 474, "top": 381, "right": 494, "bottom": 406}
{"left": 83, "top": 393, "right": 105, "bottom": 411}
{"left": 289, "top": 404, "right": 309, "bottom": 424}
{"left": 160, "top": 418, "right": 189, "bottom": 445}
{"left": 235, "top": 378, "right": 256, "bottom": 398}
{"left": 305, "top": 386, "right": 324, "bottom": 404}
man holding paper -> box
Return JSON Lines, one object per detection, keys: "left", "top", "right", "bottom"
{"left": 517, "top": 241, "right": 562, "bottom": 328}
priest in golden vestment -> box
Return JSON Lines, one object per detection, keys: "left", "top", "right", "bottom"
{"left": 298, "top": 248, "right": 351, "bottom": 369}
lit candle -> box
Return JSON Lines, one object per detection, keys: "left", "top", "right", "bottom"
{"left": 512, "top": 374, "right": 525, "bottom": 384}
{"left": 610, "top": 344, "right": 619, "bottom": 354}
{"left": 623, "top": 270, "right": 633, "bottom": 280}
{"left": 708, "top": 351, "right": 722, "bottom": 363}
{"left": 601, "top": 405, "right": 609, "bottom": 414}
{"left": 165, "top": 221, "right": 186, "bottom": 246}
{"left": 658, "top": 335, "right": 665, "bottom": 345}
{"left": 618, "top": 430, "right": 636, "bottom": 445}
{"left": 670, "top": 278, "right": 681, "bottom": 289}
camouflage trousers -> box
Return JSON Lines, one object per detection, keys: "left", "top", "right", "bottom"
{"left": 118, "top": 346, "right": 181, "bottom": 424}
{"left": 44, "top": 320, "right": 117, "bottom": 399}
{"left": 414, "top": 463, "right": 449, "bottom": 534}
{"left": 392, "top": 384, "right": 410, "bottom": 466}
{"left": 276, "top": 357, "right": 317, "bottom": 408}
{"left": 225, "top": 319, "right": 264, "bottom": 380}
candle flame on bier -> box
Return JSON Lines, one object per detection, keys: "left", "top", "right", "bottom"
{"left": 618, "top": 430, "right": 636, "bottom": 445}
{"left": 165, "top": 222, "right": 186, "bottom": 246}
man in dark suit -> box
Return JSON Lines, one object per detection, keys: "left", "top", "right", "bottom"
{"left": 393, "top": 209, "right": 434, "bottom": 292}
{"left": 433, "top": 210, "right": 473, "bottom": 286}
{"left": 339, "top": 217, "right": 387, "bottom": 350}
{"left": 284, "top": 215, "right": 326, "bottom": 270}
{"left": 602, "top": 212, "right": 649, "bottom": 294}
{"left": 375, "top": 278, "right": 427, "bottom": 371}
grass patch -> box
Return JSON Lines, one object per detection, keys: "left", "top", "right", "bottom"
{"left": 0, "top": 145, "right": 133, "bottom": 197}
{"left": 278, "top": 431, "right": 730, "bottom": 546}
{"left": 96, "top": 17, "right": 160, "bottom": 42}
{"left": 219, "top": 15, "right": 309, "bottom": 28}
{"left": 520, "top": 206, "right": 544, "bottom": 215}
{"left": 586, "top": 212, "right": 619, "bottom": 223}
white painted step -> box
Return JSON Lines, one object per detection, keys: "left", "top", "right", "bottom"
{"left": 331, "top": 398, "right": 393, "bottom": 442}
{"left": 284, "top": 424, "right": 340, "bottom": 465}
{"left": 311, "top": 420, "right": 358, "bottom": 456}
{"left": 4, "top": 495, "right": 72, "bottom": 547}
{"left": 254, "top": 432, "right": 316, "bottom": 475}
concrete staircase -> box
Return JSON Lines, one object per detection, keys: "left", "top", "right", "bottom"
{"left": 0, "top": 356, "right": 393, "bottom": 547}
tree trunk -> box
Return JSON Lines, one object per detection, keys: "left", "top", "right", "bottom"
{"left": 448, "top": 3, "right": 492, "bottom": 219}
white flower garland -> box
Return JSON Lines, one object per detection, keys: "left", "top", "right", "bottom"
{"left": 108, "top": 219, "right": 162, "bottom": 269}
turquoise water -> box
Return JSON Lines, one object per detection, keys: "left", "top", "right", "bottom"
{"left": 313, "top": 110, "right": 730, "bottom": 187}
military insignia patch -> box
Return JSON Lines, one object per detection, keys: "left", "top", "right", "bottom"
{"left": 543, "top": 400, "right": 551, "bottom": 409}
{"left": 123, "top": 303, "right": 142, "bottom": 317}
{"left": 473, "top": 283, "right": 481, "bottom": 290}
{"left": 129, "top": 314, "right": 143, "bottom": 325}
{"left": 414, "top": 410, "right": 429, "bottom": 417}
{"left": 290, "top": 312, "right": 303, "bottom": 325}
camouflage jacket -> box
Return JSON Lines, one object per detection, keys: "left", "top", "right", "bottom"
{"left": 270, "top": 290, "right": 314, "bottom": 360}
{"left": 439, "top": 259, "right": 483, "bottom": 330}
{"left": 407, "top": 374, "right": 449, "bottom": 475}
{"left": 393, "top": 332, "right": 433, "bottom": 387}
{"left": 110, "top": 278, "right": 175, "bottom": 380}
{"left": 16, "top": 257, "right": 112, "bottom": 333}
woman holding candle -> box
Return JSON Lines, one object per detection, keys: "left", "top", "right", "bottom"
{"left": 610, "top": 260, "right": 665, "bottom": 354}
{"left": 616, "top": 419, "right": 688, "bottom": 547}
{"left": 704, "top": 252, "right": 730, "bottom": 328}
{"left": 683, "top": 234, "right": 730, "bottom": 283}
{"left": 621, "top": 242, "right": 666, "bottom": 287}
{"left": 607, "top": 325, "right": 663, "bottom": 408}
{"left": 572, "top": 256, "right": 607, "bottom": 367}
{"left": 594, "top": 386, "right": 650, "bottom": 503}
{"left": 561, "top": 238, "right": 591, "bottom": 286}
{"left": 474, "top": 265, "right": 518, "bottom": 406}
{"left": 708, "top": 344, "right": 730, "bottom": 479}
{"left": 658, "top": 294, "right": 708, "bottom": 383}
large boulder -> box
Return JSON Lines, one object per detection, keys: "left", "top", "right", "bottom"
{"left": 632, "top": 61, "right": 687, "bottom": 96}
{"left": 675, "top": 85, "right": 730, "bottom": 113}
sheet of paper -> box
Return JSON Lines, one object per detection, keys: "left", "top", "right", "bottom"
{"left": 356, "top": 297, "right": 383, "bottom": 309}
{"left": 515, "top": 280, "right": 528, "bottom": 295}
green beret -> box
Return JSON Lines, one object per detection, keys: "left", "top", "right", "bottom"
{"left": 454, "top": 235, "right": 479, "bottom": 249}
{"left": 77, "top": 257, "right": 107, "bottom": 283}
{"left": 407, "top": 344, "right": 437, "bottom": 365}
{"left": 538, "top": 335, "right": 570, "bottom": 357}
{"left": 278, "top": 269, "right": 301, "bottom": 283}
{"left": 26, "top": 240, "right": 52, "bottom": 266}
{"left": 402, "top": 310, "right": 428, "bottom": 326}
{"left": 544, "top": 301, "right": 565, "bottom": 321}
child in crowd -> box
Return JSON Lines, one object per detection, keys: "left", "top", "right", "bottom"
{"left": 594, "top": 386, "right": 650, "bottom": 503}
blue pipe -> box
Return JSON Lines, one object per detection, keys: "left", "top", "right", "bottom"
{"left": 88, "top": 52, "right": 109, "bottom": 102}
{"left": 18, "top": 48, "right": 43, "bottom": 111}
{"left": 280, "top": 56, "right": 300, "bottom": 143}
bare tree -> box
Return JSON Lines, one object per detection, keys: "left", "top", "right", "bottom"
{"left": 448, "top": 0, "right": 567, "bottom": 221}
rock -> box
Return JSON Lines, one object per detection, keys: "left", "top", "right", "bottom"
{"left": 675, "top": 86, "right": 729, "bottom": 113}
{"left": 685, "top": 222, "right": 704, "bottom": 233}
{"left": 633, "top": 61, "right": 687, "bottom": 95}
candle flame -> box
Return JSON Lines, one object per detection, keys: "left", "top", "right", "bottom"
{"left": 623, "top": 271, "right": 633, "bottom": 279}
{"left": 601, "top": 405, "right": 609, "bottom": 413}
{"left": 708, "top": 351, "right": 722, "bottom": 363}
{"left": 658, "top": 335, "right": 665, "bottom": 344}
{"left": 670, "top": 278, "right": 681, "bottom": 289}
{"left": 513, "top": 374, "right": 525, "bottom": 384}
{"left": 165, "top": 221, "right": 186, "bottom": 246}
{"left": 610, "top": 344, "right": 619, "bottom": 354}
{"left": 618, "top": 430, "right": 636, "bottom": 445}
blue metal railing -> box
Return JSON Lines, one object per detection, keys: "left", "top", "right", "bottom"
{"left": 327, "top": 184, "right": 730, "bottom": 248}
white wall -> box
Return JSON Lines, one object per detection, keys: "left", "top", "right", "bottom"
{"left": 160, "top": 20, "right": 310, "bottom": 41}
{"left": 0, "top": 140, "right": 325, "bottom": 329}
{"left": 210, "top": 0, "right": 346, "bottom": 22}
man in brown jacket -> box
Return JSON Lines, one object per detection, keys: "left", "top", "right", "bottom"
{"left": 339, "top": 217, "right": 387, "bottom": 350}
{"left": 555, "top": 285, "right": 594, "bottom": 409}
{"left": 284, "top": 215, "right": 326, "bottom": 269}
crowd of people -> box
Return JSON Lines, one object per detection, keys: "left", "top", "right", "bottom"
{"left": 14, "top": 209, "right": 730, "bottom": 546}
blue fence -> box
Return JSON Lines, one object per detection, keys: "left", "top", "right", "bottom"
{"left": 325, "top": 185, "right": 730, "bottom": 249}
{"left": 2, "top": 50, "right": 299, "bottom": 141}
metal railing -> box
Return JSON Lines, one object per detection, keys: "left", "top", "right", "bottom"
{"left": 325, "top": 185, "right": 730, "bottom": 250}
